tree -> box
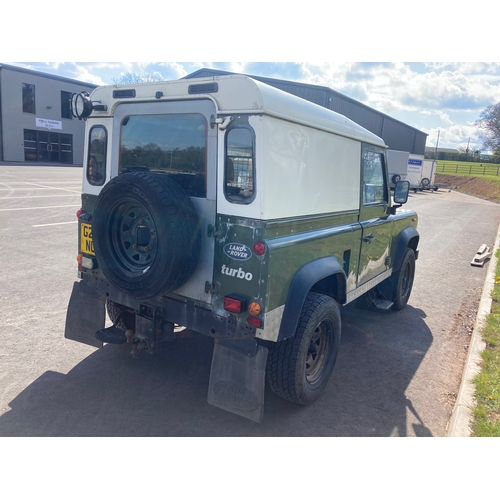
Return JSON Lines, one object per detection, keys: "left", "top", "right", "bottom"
{"left": 111, "top": 72, "right": 162, "bottom": 84}
{"left": 475, "top": 102, "right": 500, "bottom": 154}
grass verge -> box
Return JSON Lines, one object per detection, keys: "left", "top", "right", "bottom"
{"left": 471, "top": 248, "right": 500, "bottom": 436}
{"left": 434, "top": 173, "right": 500, "bottom": 204}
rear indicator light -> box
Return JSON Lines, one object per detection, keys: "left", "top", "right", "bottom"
{"left": 248, "top": 301, "right": 261, "bottom": 316}
{"left": 247, "top": 317, "right": 262, "bottom": 328}
{"left": 253, "top": 242, "right": 266, "bottom": 256}
{"left": 76, "top": 254, "right": 83, "bottom": 264}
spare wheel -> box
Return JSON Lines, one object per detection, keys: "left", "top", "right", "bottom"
{"left": 92, "top": 172, "right": 201, "bottom": 299}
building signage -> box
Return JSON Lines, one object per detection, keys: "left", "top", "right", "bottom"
{"left": 36, "top": 118, "right": 62, "bottom": 130}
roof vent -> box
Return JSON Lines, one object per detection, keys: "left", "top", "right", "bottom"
{"left": 188, "top": 83, "right": 218, "bottom": 94}
{"left": 113, "top": 89, "right": 136, "bottom": 98}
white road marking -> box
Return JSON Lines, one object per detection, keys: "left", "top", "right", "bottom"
{"left": 0, "top": 194, "right": 79, "bottom": 200}
{"left": 25, "top": 182, "right": 81, "bottom": 194}
{"left": 32, "top": 221, "right": 78, "bottom": 227}
{"left": 0, "top": 205, "right": 80, "bottom": 212}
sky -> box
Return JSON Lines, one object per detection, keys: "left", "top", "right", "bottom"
{"left": 7, "top": 61, "right": 500, "bottom": 153}
{"left": 3, "top": 3, "right": 499, "bottom": 154}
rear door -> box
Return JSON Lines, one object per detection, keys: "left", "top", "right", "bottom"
{"left": 112, "top": 99, "right": 217, "bottom": 304}
{"left": 357, "top": 144, "right": 393, "bottom": 286}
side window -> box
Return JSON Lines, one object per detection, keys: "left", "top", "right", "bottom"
{"left": 225, "top": 127, "right": 255, "bottom": 204}
{"left": 363, "top": 150, "right": 387, "bottom": 204}
{"left": 87, "top": 126, "right": 107, "bottom": 186}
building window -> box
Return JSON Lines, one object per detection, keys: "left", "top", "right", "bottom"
{"left": 61, "top": 91, "right": 72, "bottom": 119}
{"left": 22, "top": 83, "right": 35, "bottom": 113}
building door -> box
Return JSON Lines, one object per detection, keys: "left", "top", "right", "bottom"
{"left": 24, "top": 129, "right": 73, "bottom": 163}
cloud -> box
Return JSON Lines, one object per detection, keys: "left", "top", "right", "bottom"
{"left": 297, "top": 62, "right": 500, "bottom": 115}
{"left": 8, "top": 61, "right": 499, "bottom": 152}
{"left": 423, "top": 123, "right": 483, "bottom": 150}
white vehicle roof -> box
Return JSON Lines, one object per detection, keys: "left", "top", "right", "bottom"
{"left": 89, "top": 75, "right": 386, "bottom": 147}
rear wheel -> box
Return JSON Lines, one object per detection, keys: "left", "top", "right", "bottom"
{"left": 392, "top": 248, "right": 416, "bottom": 310}
{"left": 267, "top": 292, "right": 341, "bottom": 405}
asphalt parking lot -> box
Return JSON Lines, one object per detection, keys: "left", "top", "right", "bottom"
{"left": 1, "top": 164, "right": 500, "bottom": 437}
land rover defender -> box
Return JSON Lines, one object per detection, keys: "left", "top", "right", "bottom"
{"left": 65, "top": 75, "right": 419, "bottom": 422}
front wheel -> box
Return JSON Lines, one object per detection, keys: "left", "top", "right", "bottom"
{"left": 392, "top": 248, "right": 416, "bottom": 310}
{"left": 267, "top": 292, "right": 341, "bottom": 405}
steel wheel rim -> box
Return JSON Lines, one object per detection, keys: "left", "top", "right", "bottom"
{"left": 109, "top": 199, "right": 158, "bottom": 276}
{"left": 306, "top": 320, "right": 332, "bottom": 384}
{"left": 401, "top": 260, "right": 413, "bottom": 301}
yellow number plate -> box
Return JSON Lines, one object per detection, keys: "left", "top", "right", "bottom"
{"left": 80, "top": 222, "right": 95, "bottom": 255}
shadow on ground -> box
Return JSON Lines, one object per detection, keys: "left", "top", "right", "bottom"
{"left": 0, "top": 303, "right": 433, "bottom": 437}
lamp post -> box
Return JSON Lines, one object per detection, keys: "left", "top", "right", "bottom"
{"left": 434, "top": 130, "right": 440, "bottom": 160}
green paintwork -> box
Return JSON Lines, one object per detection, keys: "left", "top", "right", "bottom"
{"left": 213, "top": 206, "right": 418, "bottom": 324}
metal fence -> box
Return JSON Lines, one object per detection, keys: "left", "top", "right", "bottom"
{"left": 439, "top": 164, "right": 500, "bottom": 176}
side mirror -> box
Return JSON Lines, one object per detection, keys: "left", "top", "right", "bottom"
{"left": 388, "top": 181, "right": 410, "bottom": 215}
{"left": 394, "top": 180, "right": 410, "bottom": 205}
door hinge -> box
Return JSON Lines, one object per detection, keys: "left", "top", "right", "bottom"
{"left": 207, "top": 224, "right": 221, "bottom": 238}
{"left": 205, "top": 281, "right": 219, "bottom": 295}
{"left": 385, "top": 256, "right": 392, "bottom": 267}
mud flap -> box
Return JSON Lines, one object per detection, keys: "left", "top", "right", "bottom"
{"left": 64, "top": 281, "right": 105, "bottom": 349}
{"left": 207, "top": 338, "right": 268, "bottom": 423}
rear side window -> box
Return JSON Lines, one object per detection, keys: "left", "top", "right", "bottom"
{"left": 87, "top": 126, "right": 107, "bottom": 186}
{"left": 225, "top": 126, "right": 255, "bottom": 204}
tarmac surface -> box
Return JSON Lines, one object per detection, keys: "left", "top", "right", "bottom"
{"left": 1, "top": 165, "right": 499, "bottom": 437}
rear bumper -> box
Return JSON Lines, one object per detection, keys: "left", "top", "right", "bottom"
{"left": 75, "top": 274, "right": 257, "bottom": 340}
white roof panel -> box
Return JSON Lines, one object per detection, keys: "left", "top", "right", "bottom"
{"left": 91, "top": 75, "right": 386, "bottom": 147}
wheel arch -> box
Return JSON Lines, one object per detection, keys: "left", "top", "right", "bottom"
{"left": 277, "top": 256, "right": 346, "bottom": 341}
{"left": 393, "top": 226, "right": 419, "bottom": 273}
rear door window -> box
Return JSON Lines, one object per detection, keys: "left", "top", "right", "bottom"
{"left": 119, "top": 113, "right": 207, "bottom": 198}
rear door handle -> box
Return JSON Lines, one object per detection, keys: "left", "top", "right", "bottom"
{"left": 363, "top": 235, "right": 375, "bottom": 243}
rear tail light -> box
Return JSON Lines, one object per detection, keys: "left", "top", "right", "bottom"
{"left": 247, "top": 317, "right": 262, "bottom": 328}
{"left": 253, "top": 242, "right": 266, "bottom": 256}
{"left": 224, "top": 295, "right": 247, "bottom": 314}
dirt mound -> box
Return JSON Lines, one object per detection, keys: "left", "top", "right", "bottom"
{"left": 435, "top": 174, "right": 500, "bottom": 204}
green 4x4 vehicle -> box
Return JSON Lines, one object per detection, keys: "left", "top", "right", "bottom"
{"left": 65, "top": 75, "right": 419, "bottom": 422}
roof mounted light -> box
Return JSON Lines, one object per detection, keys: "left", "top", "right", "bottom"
{"left": 71, "top": 91, "right": 107, "bottom": 120}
